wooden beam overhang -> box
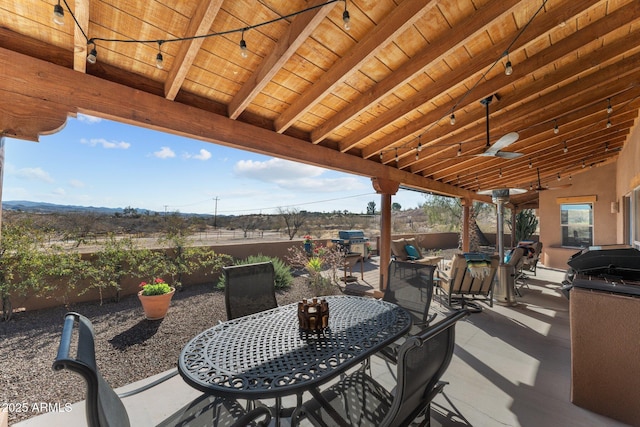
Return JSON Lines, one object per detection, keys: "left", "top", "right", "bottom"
{"left": 0, "top": 47, "right": 488, "bottom": 203}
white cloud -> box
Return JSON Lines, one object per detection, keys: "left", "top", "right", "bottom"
{"left": 14, "top": 167, "right": 54, "bottom": 183}
{"left": 154, "top": 147, "right": 176, "bottom": 159}
{"left": 77, "top": 114, "right": 102, "bottom": 124}
{"left": 183, "top": 149, "right": 212, "bottom": 160}
{"left": 69, "top": 179, "right": 85, "bottom": 188}
{"left": 233, "top": 158, "right": 366, "bottom": 193}
{"left": 52, "top": 187, "right": 66, "bottom": 196}
{"left": 80, "top": 138, "right": 130, "bottom": 149}
{"left": 234, "top": 158, "right": 324, "bottom": 181}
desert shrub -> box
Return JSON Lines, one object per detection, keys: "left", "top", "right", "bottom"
{"left": 217, "top": 254, "right": 293, "bottom": 290}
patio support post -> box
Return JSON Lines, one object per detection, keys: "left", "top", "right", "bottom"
{"left": 461, "top": 198, "right": 471, "bottom": 252}
{"left": 372, "top": 178, "right": 400, "bottom": 292}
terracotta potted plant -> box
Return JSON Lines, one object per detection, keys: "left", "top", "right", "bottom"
{"left": 138, "top": 278, "right": 175, "bottom": 320}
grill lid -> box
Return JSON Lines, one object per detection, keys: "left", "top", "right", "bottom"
{"left": 567, "top": 246, "right": 640, "bottom": 281}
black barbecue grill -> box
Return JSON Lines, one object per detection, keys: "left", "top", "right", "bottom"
{"left": 561, "top": 245, "right": 640, "bottom": 298}
{"left": 331, "top": 230, "right": 369, "bottom": 256}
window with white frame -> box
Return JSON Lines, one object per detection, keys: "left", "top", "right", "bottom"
{"left": 561, "top": 203, "right": 593, "bottom": 247}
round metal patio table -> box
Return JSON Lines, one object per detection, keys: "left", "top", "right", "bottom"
{"left": 177, "top": 295, "right": 411, "bottom": 399}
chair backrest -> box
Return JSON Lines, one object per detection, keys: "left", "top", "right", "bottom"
{"left": 223, "top": 262, "right": 278, "bottom": 320}
{"left": 507, "top": 247, "right": 526, "bottom": 269}
{"left": 381, "top": 309, "right": 472, "bottom": 426}
{"left": 53, "top": 312, "right": 130, "bottom": 427}
{"left": 448, "top": 254, "right": 498, "bottom": 295}
{"left": 385, "top": 261, "right": 436, "bottom": 330}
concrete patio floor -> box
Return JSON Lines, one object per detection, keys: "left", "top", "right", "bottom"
{"left": 15, "top": 257, "right": 629, "bottom": 426}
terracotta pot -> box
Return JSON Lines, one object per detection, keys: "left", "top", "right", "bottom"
{"left": 137, "top": 287, "right": 175, "bottom": 320}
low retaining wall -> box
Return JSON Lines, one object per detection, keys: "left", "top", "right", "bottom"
{"left": 8, "top": 233, "right": 463, "bottom": 313}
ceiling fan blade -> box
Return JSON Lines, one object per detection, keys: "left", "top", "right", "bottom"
{"left": 484, "top": 132, "right": 519, "bottom": 155}
{"left": 494, "top": 151, "right": 523, "bottom": 159}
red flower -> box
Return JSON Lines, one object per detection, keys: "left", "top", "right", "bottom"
{"left": 154, "top": 278, "right": 164, "bottom": 284}
{"left": 139, "top": 282, "right": 147, "bottom": 288}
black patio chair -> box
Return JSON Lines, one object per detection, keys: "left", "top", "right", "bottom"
{"left": 291, "top": 308, "right": 475, "bottom": 427}
{"left": 380, "top": 261, "right": 437, "bottom": 363}
{"left": 223, "top": 261, "right": 278, "bottom": 320}
{"left": 53, "top": 312, "right": 271, "bottom": 427}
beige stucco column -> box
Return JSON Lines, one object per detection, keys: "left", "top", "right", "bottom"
{"left": 372, "top": 177, "right": 400, "bottom": 292}
{"left": 461, "top": 197, "right": 471, "bottom": 252}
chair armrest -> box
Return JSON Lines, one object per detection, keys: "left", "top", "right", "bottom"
{"left": 117, "top": 369, "right": 179, "bottom": 398}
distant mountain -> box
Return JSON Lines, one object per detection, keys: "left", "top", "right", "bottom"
{"left": 1, "top": 200, "right": 214, "bottom": 217}
{"left": 3, "top": 200, "right": 134, "bottom": 215}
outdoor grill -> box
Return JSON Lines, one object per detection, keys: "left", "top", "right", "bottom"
{"left": 331, "top": 230, "right": 369, "bottom": 256}
{"left": 561, "top": 245, "right": 640, "bottom": 298}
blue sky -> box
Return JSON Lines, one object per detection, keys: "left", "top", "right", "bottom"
{"left": 2, "top": 114, "right": 428, "bottom": 215}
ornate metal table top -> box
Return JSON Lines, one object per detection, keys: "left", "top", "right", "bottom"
{"left": 178, "top": 295, "right": 411, "bottom": 399}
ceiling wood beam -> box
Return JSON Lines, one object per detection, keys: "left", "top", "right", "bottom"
{"left": 412, "top": 64, "right": 640, "bottom": 180}
{"left": 164, "top": 0, "right": 223, "bottom": 100}
{"left": 228, "top": 0, "right": 335, "bottom": 120}
{"left": 73, "top": 0, "right": 90, "bottom": 72}
{"left": 398, "top": 28, "right": 640, "bottom": 172}
{"left": 273, "top": 0, "right": 439, "bottom": 133}
{"left": 0, "top": 47, "right": 485, "bottom": 202}
{"left": 360, "top": 0, "right": 629, "bottom": 159}
{"left": 311, "top": 0, "right": 522, "bottom": 145}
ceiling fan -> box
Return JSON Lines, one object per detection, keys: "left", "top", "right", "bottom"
{"left": 476, "top": 95, "right": 523, "bottom": 159}
{"left": 532, "top": 167, "right": 572, "bottom": 192}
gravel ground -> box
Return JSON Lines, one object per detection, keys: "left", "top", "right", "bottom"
{"left": 0, "top": 276, "right": 321, "bottom": 425}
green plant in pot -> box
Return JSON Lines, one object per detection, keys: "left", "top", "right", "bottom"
{"left": 137, "top": 278, "right": 175, "bottom": 320}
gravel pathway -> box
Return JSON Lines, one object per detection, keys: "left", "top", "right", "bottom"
{"left": 0, "top": 277, "right": 321, "bottom": 425}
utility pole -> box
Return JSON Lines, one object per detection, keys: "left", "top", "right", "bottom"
{"left": 213, "top": 197, "right": 219, "bottom": 228}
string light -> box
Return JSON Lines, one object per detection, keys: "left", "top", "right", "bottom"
{"left": 504, "top": 52, "right": 513, "bottom": 76}
{"left": 554, "top": 119, "right": 559, "bottom": 134}
{"left": 606, "top": 119, "right": 612, "bottom": 128}
{"left": 557, "top": 173, "right": 561, "bottom": 181}
{"left": 55, "top": 0, "right": 346, "bottom": 66}
{"left": 605, "top": 142, "right": 609, "bottom": 152}
{"left": 457, "top": 144, "right": 462, "bottom": 157}
{"left": 155, "top": 41, "right": 164, "bottom": 69}
{"left": 53, "top": 1, "right": 64, "bottom": 25}
{"left": 87, "top": 43, "right": 97, "bottom": 64}
{"left": 239, "top": 30, "right": 249, "bottom": 58}
{"left": 607, "top": 98, "right": 613, "bottom": 114}
{"left": 499, "top": 168, "right": 502, "bottom": 178}
{"left": 395, "top": 148, "right": 398, "bottom": 164}
{"left": 528, "top": 159, "right": 532, "bottom": 169}
{"left": 450, "top": 113, "right": 456, "bottom": 125}
{"left": 342, "top": 2, "right": 351, "bottom": 31}
{"left": 563, "top": 141, "right": 568, "bottom": 154}
{"left": 582, "top": 160, "right": 586, "bottom": 168}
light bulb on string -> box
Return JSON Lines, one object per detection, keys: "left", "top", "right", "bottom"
{"left": 342, "top": 1, "right": 351, "bottom": 31}
{"left": 450, "top": 113, "right": 456, "bottom": 125}
{"left": 563, "top": 141, "right": 568, "bottom": 154}
{"left": 457, "top": 144, "right": 462, "bottom": 157}
{"left": 554, "top": 120, "right": 559, "bottom": 134}
{"left": 240, "top": 31, "right": 248, "bottom": 58}
{"left": 607, "top": 98, "right": 613, "bottom": 114}
{"left": 606, "top": 119, "right": 612, "bottom": 128}
{"left": 504, "top": 52, "right": 513, "bottom": 76}
{"left": 87, "top": 43, "right": 97, "bottom": 64}
{"left": 155, "top": 41, "right": 164, "bottom": 69}
{"left": 53, "top": 1, "right": 64, "bottom": 25}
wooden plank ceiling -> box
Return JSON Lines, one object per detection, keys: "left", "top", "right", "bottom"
{"left": 2, "top": 0, "right": 640, "bottom": 208}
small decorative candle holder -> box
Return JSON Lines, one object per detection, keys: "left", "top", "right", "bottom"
{"left": 298, "top": 298, "right": 329, "bottom": 332}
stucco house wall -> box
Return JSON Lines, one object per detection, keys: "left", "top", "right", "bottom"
{"left": 539, "top": 161, "right": 619, "bottom": 270}
{"left": 538, "top": 116, "right": 640, "bottom": 270}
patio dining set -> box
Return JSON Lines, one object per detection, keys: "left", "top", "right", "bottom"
{"left": 50, "top": 260, "right": 479, "bottom": 427}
